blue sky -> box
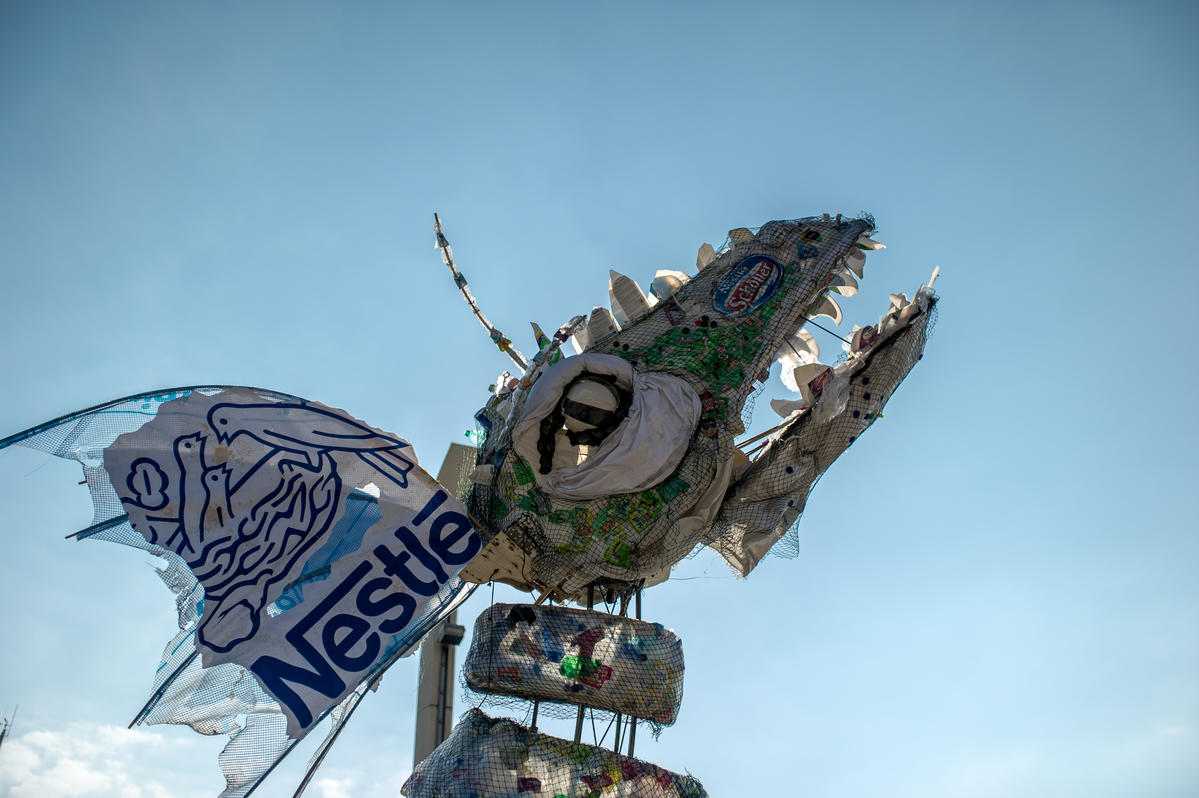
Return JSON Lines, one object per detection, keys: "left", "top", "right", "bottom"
{"left": 1, "top": 1, "right": 1196, "bottom": 796}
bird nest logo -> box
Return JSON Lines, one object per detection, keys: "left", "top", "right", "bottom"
{"left": 712, "top": 254, "right": 784, "bottom": 317}
{"left": 106, "top": 390, "right": 416, "bottom": 660}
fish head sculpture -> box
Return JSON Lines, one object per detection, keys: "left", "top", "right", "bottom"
{"left": 458, "top": 215, "right": 936, "bottom": 602}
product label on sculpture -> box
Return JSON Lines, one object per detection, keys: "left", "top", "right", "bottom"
{"left": 105, "top": 389, "right": 481, "bottom": 737}
{"left": 711, "top": 254, "right": 784, "bottom": 317}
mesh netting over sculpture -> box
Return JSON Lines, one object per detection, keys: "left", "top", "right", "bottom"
{"left": 464, "top": 603, "right": 684, "bottom": 725}
{"left": 464, "top": 217, "right": 879, "bottom": 601}
{"left": 703, "top": 300, "right": 938, "bottom": 574}
{"left": 753, "top": 301, "right": 938, "bottom": 563}
{"left": 402, "top": 709, "right": 707, "bottom": 798}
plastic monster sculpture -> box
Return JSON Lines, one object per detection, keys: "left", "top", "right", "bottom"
{"left": 0, "top": 213, "right": 937, "bottom": 797}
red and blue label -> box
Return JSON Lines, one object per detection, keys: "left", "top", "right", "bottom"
{"left": 712, "top": 254, "right": 784, "bottom": 317}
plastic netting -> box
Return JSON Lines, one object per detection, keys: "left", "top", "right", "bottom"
{"left": 763, "top": 299, "right": 937, "bottom": 563}
{"left": 463, "top": 603, "right": 683, "bottom": 725}
{"left": 1, "top": 386, "right": 473, "bottom": 797}
{"left": 705, "top": 295, "right": 938, "bottom": 575}
{"left": 463, "top": 217, "right": 879, "bottom": 602}
{"left": 402, "top": 709, "right": 707, "bottom": 798}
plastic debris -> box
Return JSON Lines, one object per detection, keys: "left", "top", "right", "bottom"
{"left": 464, "top": 603, "right": 685, "bottom": 724}
{"left": 609, "top": 270, "right": 652, "bottom": 327}
{"left": 585, "top": 305, "right": 620, "bottom": 344}
{"left": 650, "top": 269, "right": 690, "bottom": 301}
{"left": 402, "top": 709, "right": 707, "bottom": 798}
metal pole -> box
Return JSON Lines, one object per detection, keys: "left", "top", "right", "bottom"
{"left": 573, "top": 705, "right": 585, "bottom": 745}
{"left": 435, "top": 641, "right": 449, "bottom": 742}
{"left": 412, "top": 444, "right": 472, "bottom": 766}
{"left": 629, "top": 585, "right": 641, "bottom": 757}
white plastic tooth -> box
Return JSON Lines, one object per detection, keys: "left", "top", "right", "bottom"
{"left": 811, "top": 294, "right": 843, "bottom": 325}
{"left": 570, "top": 326, "right": 591, "bottom": 353}
{"left": 842, "top": 325, "right": 861, "bottom": 354}
{"left": 888, "top": 292, "right": 910, "bottom": 312}
{"left": 775, "top": 327, "right": 820, "bottom": 364}
{"left": 857, "top": 235, "right": 886, "bottom": 251}
{"left": 585, "top": 306, "right": 619, "bottom": 343}
{"left": 829, "top": 271, "right": 859, "bottom": 297}
{"left": 696, "top": 243, "right": 717, "bottom": 270}
{"left": 791, "top": 363, "right": 831, "bottom": 407}
{"left": 780, "top": 348, "right": 825, "bottom": 392}
{"left": 770, "top": 397, "right": 808, "bottom": 419}
{"left": 774, "top": 330, "right": 819, "bottom": 391}
{"left": 795, "top": 327, "right": 819, "bottom": 358}
{"left": 844, "top": 249, "right": 866, "bottom": 277}
{"left": 926, "top": 265, "right": 940, "bottom": 289}
{"left": 728, "top": 228, "right": 754, "bottom": 245}
{"left": 651, "top": 268, "right": 690, "bottom": 300}
{"left": 608, "top": 269, "right": 650, "bottom": 326}
{"left": 846, "top": 324, "right": 881, "bottom": 354}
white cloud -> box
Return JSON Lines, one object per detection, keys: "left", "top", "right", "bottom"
{"left": 312, "top": 777, "right": 355, "bottom": 798}
{"left": 0, "top": 722, "right": 215, "bottom": 798}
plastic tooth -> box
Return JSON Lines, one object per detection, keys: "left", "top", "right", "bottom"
{"left": 844, "top": 249, "right": 866, "bottom": 278}
{"left": 811, "top": 295, "right": 843, "bottom": 325}
{"left": 791, "top": 363, "right": 831, "bottom": 407}
{"left": 770, "top": 397, "right": 808, "bottom": 419}
{"left": 585, "top": 306, "right": 619, "bottom": 343}
{"left": 774, "top": 327, "right": 820, "bottom": 365}
{"left": 845, "top": 324, "right": 880, "bottom": 354}
{"left": 857, "top": 236, "right": 886, "bottom": 251}
{"left": 696, "top": 243, "right": 717, "bottom": 270}
{"left": 728, "top": 227, "right": 754, "bottom": 245}
{"left": 842, "top": 325, "right": 860, "bottom": 354}
{"left": 570, "top": 325, "right": 591, "bottom": 353}
{"left": 608, "top": 270, "right": 650, "bottom": 326}
{"left": 829, "top": 271, "right": 859, "bottom": 297}
{"left": 792, "top": 327, "right": 819, "bottom": 358}
{"left": 652, "top": 269, "right": 690, "bottom": 301}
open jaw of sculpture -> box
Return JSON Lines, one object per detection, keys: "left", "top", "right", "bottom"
{"left": 459, "top": 214, "right": 937, "bottom": 601}
{"left": 0, "top": 214, "right": 936, "bottom": 797}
